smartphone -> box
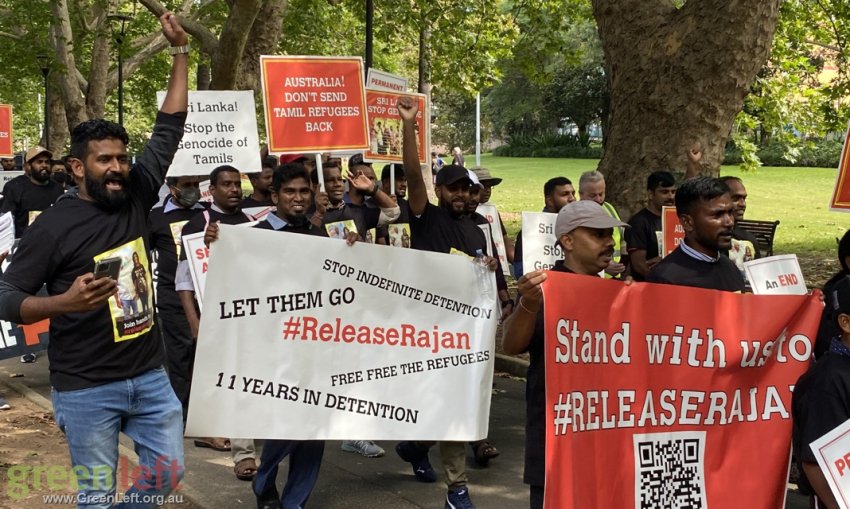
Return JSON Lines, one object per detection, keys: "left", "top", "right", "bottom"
{"left": 93, "top": 257, "right": 121, "bottom": 280}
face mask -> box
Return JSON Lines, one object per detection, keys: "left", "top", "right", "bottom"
{"left": 175, "top": 187, "right": 201, "bottom": 208}
{"left": 51, "top": 172, "right": 70, "bottom": 186}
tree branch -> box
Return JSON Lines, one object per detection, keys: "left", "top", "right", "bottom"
{"left": 137, "top": 0, "right": 219, "bottom": 54}
{"left": 106, "top": 34, "right": 170, "bottom": 89}
{"left": 0, "top": 31, "right": 23, "bottom": 41}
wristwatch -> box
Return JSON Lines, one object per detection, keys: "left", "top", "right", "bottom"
{"left": 168, "top": 44, "right": 191, "bottom": 55}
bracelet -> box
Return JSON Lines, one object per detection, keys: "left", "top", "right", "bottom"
{"left": 168, "top": 44, "right": 191, "bottom": 55}
{"left": 518, "top": 298, "right": 539, "bottom": 314}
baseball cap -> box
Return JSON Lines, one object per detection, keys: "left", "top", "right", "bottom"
{"left": 435, "top": 165, "right": 471, "bottom": 186}
{"left": 555, "top": 200, "right": 629, "bottom": 237}
{"left": 381, "top": 163, "right": 406, "bottom": 180}
{"left": 348, "top": 153, "right": 371, "bottom": 169}
{"left": 467, "top": 170, "right": 482, "bottom": 189}
{"left": 280, "top": 153, "right": 308, "bottom": 164}
{"left": 26, "top": 146, "right": 52, "bottom": 163}
{"left": 471, "top": 166, "right": 502, "bottom": 186}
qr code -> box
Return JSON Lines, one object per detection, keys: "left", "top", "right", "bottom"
{"left": 633, "top": 431, "right": 707, "bottom": 509}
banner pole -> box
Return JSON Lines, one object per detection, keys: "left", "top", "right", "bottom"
{"left": 316, "top": 153, "right": 325, "bottom": 193}
{"left": 390, "top": 163, "right": 396, "bottom": 197}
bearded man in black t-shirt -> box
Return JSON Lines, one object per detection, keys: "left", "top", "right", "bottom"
{"left": 0, "top": 11, "right": 189, "bottom": 505}
{"left": 393, "top": 96, "right": 499, "bottom": 509}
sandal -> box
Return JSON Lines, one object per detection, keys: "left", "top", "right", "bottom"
{"left": 193, "top": 437, "right": 232, "bottom": 452}
{"left": 234, "top": 457, "right": 257, "bottom": 481}
{"left": 473, "top": 441, "right": 500, "bottom": 466}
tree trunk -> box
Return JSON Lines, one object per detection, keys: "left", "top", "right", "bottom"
{"left": 51, "top": 0, "right": 88, "bottom": 129}
{"left": 48, "top": 85, "right": 70, "bottom": 153}
{"left": 210, "top": 0, "right": 263, "bottom": 90}
{"left": 197, "top": 61, "right": 211, "bottom": 91}
{"left": 237, "top": 0, "right": 288, "bottom": 93}
{"left": 85, "top": 10, "right": 111, "bottom": 120}
{"left": 418, "top": 24, "right": 431, "bottom": 97}
{"left": 591, "top": 0, "right": 781, "bottom": 217}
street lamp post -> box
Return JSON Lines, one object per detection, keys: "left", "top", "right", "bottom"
{"left": 108, "top": 13, "right": 133, "bottom": 127}
{"left": 36, "top": 53, "right": 49, "bottom": 149}
{"left": 365, "top": 0, "right": 373, "bottom": 79}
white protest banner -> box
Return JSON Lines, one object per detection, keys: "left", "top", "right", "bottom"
{"left": 243, "top": 206, "right": 274, "bottom": 220}
{"left": 521, "top": 211, "right": 561, "bottom": 273}
{"left": 182, "top": 232, "right": 208, "bottom": 311}
{"left": 0, "top": 170, "right": 23, "bottom": 189}
{"left": 157, "top": 91, "right": 261, "bottom": 177}
{"left": 744, "top": 254, "right": 807, "bottom": 295}
{"left": 811, "top": 418, "right": 850, "bottom": 509}
{"left": 186, "top": 225, "right": 498, "bottom": 440}
{"left": 476, "top": 203, "right": 510, "bottom": 277}
{"left": 366, "top": 68, "right": 409, "bottom": 93}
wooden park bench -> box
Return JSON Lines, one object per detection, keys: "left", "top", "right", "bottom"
{"left": 737, "top": 219, "right": 780, "bottom": 258}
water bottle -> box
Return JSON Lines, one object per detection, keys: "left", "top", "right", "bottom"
{"left": 474, "top": 249, "right": 492, "bottom": 296}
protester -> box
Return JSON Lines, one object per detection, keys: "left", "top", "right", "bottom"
{"left": 204, "top": 163, "right": 340, "bottom": 509}
{"left": 625, "top": 171, "right": 676, "bottom": 281}
{"left": 175, "top": 165, "right": 256, "bottom": 474}
{"left": 0, "top": 12, "right": 188, "bottom": 506}
{"left": 50, "top": 159, "right": 72, "bottom": 190}
{"left": 1, "top": 146, "right": 64, "bottom": 238}
{"left": 242, "top": 156, "right": 276, "bottom": 209}
{"left": 396, "top": 96, "right": 497, "bottom": 509}
{"left": 471, "top": 166, "right": 515, "bottom": 265}
{"left": 815, "top": 229, "right": 850, "bottom": 359}
{"left": 793, "top": 275, "right": 850, "bottom": 509}
{"left": 647, "top": 176, "right": 744, "bottom": 291}
{"left": 147, "top": 175, "right": 206, "bottom": 423}
{"left": 0, "top": 156, "right": 15, "bottom": 171}
{"left": 718, "top": 176, "right": 760, "bottom": 276}
{"left": 501, "top": 200, "right": 628, "bottom": 509}
{"left": 308, "top": 156, "right": 399, "bottom": 239}
{"left": 578, "top": 170, "right": 626, "bottom": 278}
{"left": 375, "top": 163, "right": 409, "bottom": 245}
{"left": 451, "top": 146, "right": 465, "bottom": 167}
{"left": 513, "top": 177, "right": 576, "bottom": 278}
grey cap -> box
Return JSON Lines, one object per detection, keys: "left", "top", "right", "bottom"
{"left": 555, "top": 200, "right": 629, "bottom": 237}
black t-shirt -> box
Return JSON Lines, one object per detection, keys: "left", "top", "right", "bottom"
{"left": 241, "top": 195, "right": 272, "bottom": 209}
{"left": 322, "top": 202, "right": 380, "bottom": 240}
{"left": 254, "top": 217, "right": 328, "bottom": 237}
{"left": 376, "top": 198, "right": 411, "bottom": 243}
{"left": 1, "top": 175, "right": 64, "bottom": 238}
{"left": 147, "top": 198, "right": 207, "bottom": 304}
{"left": 524, "top": 261, "right": 576, "bottom": 487}
{"left": 410, "top": 202, "right": 487, "bottom": 256}
{"left": 792, "top": 349, "right": 850, "bottom": 502}
{"left": 1, "top": 111, "right": 186, "bottom": 391}
{"left": 179, "top": 207, "right": 254, "bottom": 261}
{"left": 626, "top": 208, "right": 662, "bottom": 281}
{"left": 647, "top": 245, "right": 745, "bottom": 292}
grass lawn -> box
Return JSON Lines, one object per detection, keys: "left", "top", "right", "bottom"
{"left": 479, "top": 155, "right": 846, "bottom": 259}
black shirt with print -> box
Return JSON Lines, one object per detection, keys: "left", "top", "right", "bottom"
{"left": 1, "top": 111, "right": 186, "bottom": 390}
{"left": 410, "top": 202, "right": 487, "bottom": 256}
{"left": 147, "top": 198, "right": 208, "bottom": 306}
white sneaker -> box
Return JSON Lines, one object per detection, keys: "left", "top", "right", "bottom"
{"left": 341, "top": 440, "right": 385, "bottom": 458}
{"left": 0, "top": 396, "right": 10, "bottom": 410}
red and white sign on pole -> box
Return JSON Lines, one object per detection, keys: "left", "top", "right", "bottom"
{"left": 831, "top": 120, "right": 850, "bottom": 212}
{"left": 260, "top": 56, "right": 369, "bottom": 154}
{"left": 661, "top": 206, "right": 684, "bottom": 257}
{"left": 0, "top": 105, "right": 13, "bottom": 157}
{"left": 364, "top": 89, "right": 429, "bottom": 164}
{"left": 366, "top": 68, "right": 409, "bottom": 93}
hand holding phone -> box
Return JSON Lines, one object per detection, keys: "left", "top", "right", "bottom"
{"left": 93, "top": 257, "right": 121, "bottom": 280}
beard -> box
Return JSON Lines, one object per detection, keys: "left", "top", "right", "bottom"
{"left": 31, "top": 168, "right": 51, "bottom": 184}
{"left": 85, "top": 169, "right": 129, "bottom": 211}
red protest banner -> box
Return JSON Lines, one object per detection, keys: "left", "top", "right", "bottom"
{"left": 661, "top": 205, "right": 684, "bottom": 256}
{"left": 831, "top": 120, "right": 850, "bottom": 211}
{"left": 542, "top": 272, "right": 821, "bottom": 509}
{"left": 0, "top": 105, "right": 13, "bottom": 157}
{"left": 260, "top": 56, "right": 369, "bottom": 154}
{"left": 364, "top": 89, "right": 428, "bottom": 164}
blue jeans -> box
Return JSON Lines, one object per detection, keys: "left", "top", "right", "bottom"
{"left": 254, "top": 440, "right": 325, "bottom": 509}
{"left": 52, "top": 367, "right": 185, "bottom": 509}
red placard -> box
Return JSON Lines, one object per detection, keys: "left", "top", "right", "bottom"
{"left": 0, "top": 105, "right": 13, "bottom": 157}
{"left": 260, "top": 56, "right": 369, "bottom": 154}
{"left": 542, "top": 272, "right": 821, "bottom": 509}
{"left": 661, "top": 205, "right": 684, "bottom": 256}
{"left": 831, "top": 120, "right": 850, "bottom": 211}
{"left": 364, "top": 89, "right": 428, "bottom": 164}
